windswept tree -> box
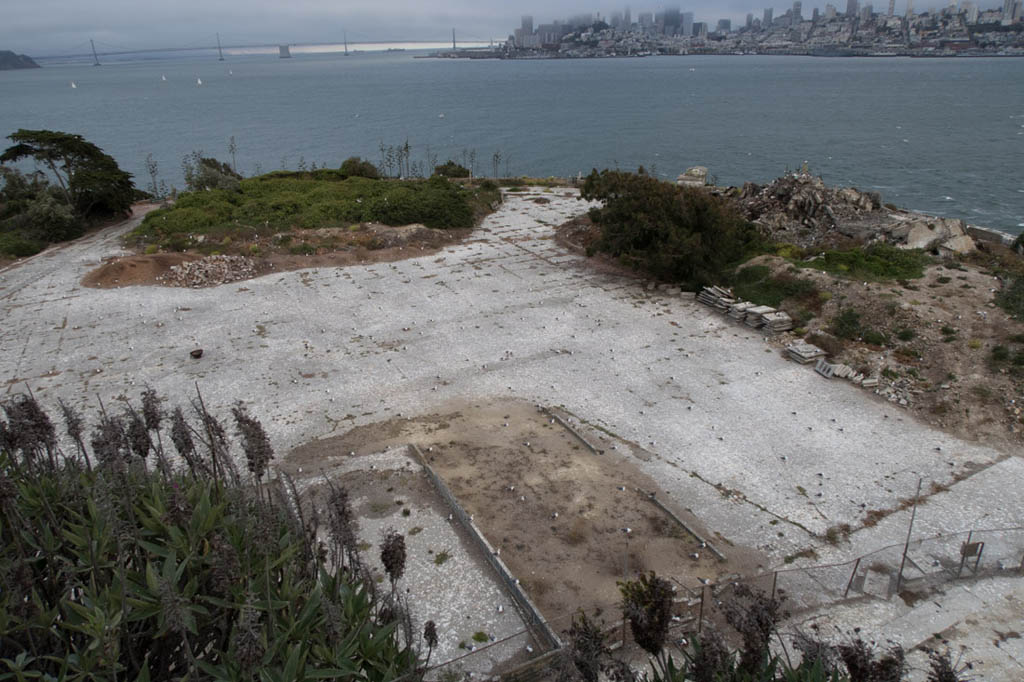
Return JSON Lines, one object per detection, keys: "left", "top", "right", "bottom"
{"left": 1, "top": 129, "right": 134, "bottom": 220}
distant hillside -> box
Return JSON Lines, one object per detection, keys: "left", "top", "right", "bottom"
{"left": 0, "top": 50, "right": 40, "bottom": 70}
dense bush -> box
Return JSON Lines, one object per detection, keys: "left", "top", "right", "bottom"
{"left": 340, "top": 156, "right": 381, "bottom": 179}
{"left": 581, "top": 169, "right": 765, "bottom": 288}
{"left": 433, "top": 160, "right": 470, "bottom": 178}
{"left": 995, "top": 276, "right": 1024, "bottom": 319}
{"left": 0, "top": 390, "right": 419, "bottom": 681}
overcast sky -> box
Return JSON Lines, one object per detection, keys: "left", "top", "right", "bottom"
{"left": 1, "top": 0, "right": 1007, "bottom": 56}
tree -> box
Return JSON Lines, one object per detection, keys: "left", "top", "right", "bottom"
{"left": 1, "top": 129, "right": 134, "bottom": 220}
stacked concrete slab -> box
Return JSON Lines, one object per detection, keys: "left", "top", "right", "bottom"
{"left": 787, "top": 342, "right": 827, "bottom": 364}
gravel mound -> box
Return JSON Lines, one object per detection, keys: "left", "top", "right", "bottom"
{"left": 157, "top": 255, "right": 257, "bottom": 287}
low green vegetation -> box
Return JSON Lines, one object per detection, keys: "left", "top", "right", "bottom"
{"left": 799, "top": 243, "right": 931, "bottom": 281}
{"left": 0, "top": 390, "right": 417, "bottom": 681}
{"left": 730, "top": 264, "right": 820, "bottom": 308}
{"left": 581, "top": 169, "right": 765, "bottom": 287}
{"left": 995, "top": 276, "right": 1024, "bottom": 319}
{"left": 132, "top": 172, "right": 496, "bottom": 251}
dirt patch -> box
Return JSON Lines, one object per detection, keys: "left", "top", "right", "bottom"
{"left": 82, "top": 222, "right": 470, "bottom": 288}
{"left": 81, "top": 253, "right": 201, "bottom": 288}
{"left": 285, "top": 398, "right": 761, "bottom": 626}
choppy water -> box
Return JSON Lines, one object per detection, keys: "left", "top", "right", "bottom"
{"left": 1, "top": 50, "right": 1022, "bottom": 233}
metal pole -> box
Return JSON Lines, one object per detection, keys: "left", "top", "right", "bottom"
{"left": 896, "top": 477, "right": 923, "bottom": 594}
{"left": 844, "top": 558, "right": 862, "bottom": 598}
{"left": 697, "top": 586, "right": 705, "bottom": 634}
{"left": 957, "top": 530, "right": 973, "bottom": 578}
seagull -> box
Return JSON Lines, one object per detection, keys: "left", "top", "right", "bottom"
{"left": 690, "top": 552, "right": 700, "bottom": 560}
{"left": 497, "top": 605, "right": 504, "bottom": 613}
{"left": 698, "top": 577, "right": 710, "bottom": 585}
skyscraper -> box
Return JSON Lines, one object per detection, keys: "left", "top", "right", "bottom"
{"left": 794, "top": 1, "right": 803, "bottom": 21}
{"left": 906, "top": 0, "right": 914, "bottom": 18}
{"left": 888, "top": 0, "right": 896, "bottom": 15}
{"left": 682, "top": 11, "right": 694, "bottom": 36}
{"left": 747, "top": 12, "right": 754, "bottom": 28}
{"left": 764, "top": 7, "right": 774, "bottom": 26}
{"left": 847, "top": 0, "right": 860, "bottom": 16}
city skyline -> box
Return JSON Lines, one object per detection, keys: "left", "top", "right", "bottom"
{"left": 0, "top": 0, "right": 1012, "bottom": 56}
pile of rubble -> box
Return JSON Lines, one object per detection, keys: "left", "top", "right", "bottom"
{"left": 158, "top": 255, "right": 258, "bottom": 288}
{"left": 730, "top": 171, "right": 981, "bottom": 255}
{"left": 734, "top": 172, "right": 882, "bottom": 244}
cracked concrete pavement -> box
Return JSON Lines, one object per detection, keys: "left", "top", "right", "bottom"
{"left": 2, "top": 187, "right": 1021, "bottom": 677}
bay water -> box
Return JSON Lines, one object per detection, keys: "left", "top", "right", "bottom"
{"left": 1, "top": 50, "right": 1022, "bottom": 234}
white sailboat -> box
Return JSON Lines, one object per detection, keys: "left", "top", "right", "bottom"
{"left": 196, "top": 77, "right": 203, "bottom": 86}
{"left": 161, "top": 74, "right": 167, "bottom": 81}
{"left": 70, "top": 81, "right": 77, "bottom": 89}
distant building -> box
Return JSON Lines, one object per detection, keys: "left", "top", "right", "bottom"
{"left": 664, "top": 6, "right": 681, "bottom": 34}
{"left": 682, "top": 11, "right": 694, "bottom": 36}
{"left": 825, "top": 3, "right": 838, "bottom": 19}
{"left": 717, "top": 18, "right": 732, "bottom": 32}
{"left": 522, "top": 16, "right": 534, "bottom": 35}
{"left": 812, "top": 7, "right": 820, "bottom": 22}
{"left": 861, "top": 4, "right": 873, "bottom": 21}
{"left": 963, "top": 1, "right": 979, "bottom": 23}
{"left": 888, "top": 0, "right": 896, "bottom": 15}
{"left": 764, "top": 7, "right": 775, "bottom": 26}
{"left": 906, "top": 0, "right": 915, "bottom": 18}
{"left": 847, "top": 0, "right": 860, "bottom": 17}
{"left": 793, "top": 1, "right": 803, "bottom": 21}
{"left": 1003, "top": 0, "right": 1022, "bottom": 24}
{"left": 746, "top": 12, "right": 754, "bottom": 28}
{"left": 638, "top": 11, "right": 654, "bottom": 28}
{"left": 693, "top": 21, "right": 708, "bottom": 38}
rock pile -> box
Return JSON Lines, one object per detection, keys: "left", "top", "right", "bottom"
{"left": 158, "top": 255, "right": 258, "bottom": 288}
{"left": 736, "top": 172, "right": 882, "bottom": 241}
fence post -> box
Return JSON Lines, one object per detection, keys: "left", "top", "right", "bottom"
{"left": 771, "top": 571, "right": 778, "bottom": 601}
{"left": 843, "top": 558, "right": 862, "bottom": 598}
{"left": 957, "top": 530, "right": 973, "bottom": 578}
{"left": 698, "top": 586, "right": 706, "bottom": 634}
{"left": 896, "top": 477, "right": 923, "bottom": 594}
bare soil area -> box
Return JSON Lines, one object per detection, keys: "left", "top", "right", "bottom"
{"left": 82, "top": 222, "right": 470, "bottom": 288}
{"left": 283, "top": 398, "right": 763, "bottom": 628}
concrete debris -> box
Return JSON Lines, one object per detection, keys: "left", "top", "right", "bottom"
{"left": 886, "top": 216, "right": 977, "bottom": 255}
{"left": 696, "top": 285, "right": 736, "bottom": 311}
{"left": 158, "top": 255, "right": 258, "bottom": 287}
{"left": 787, "top": 343, "right": 827, "bottom": 364}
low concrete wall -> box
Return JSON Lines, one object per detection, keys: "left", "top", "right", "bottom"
{"left": 967, "top": 224, "right": 1017, "bottom": 247}
{"left": 409, "top": 444, "right": 562, "bottom": 653}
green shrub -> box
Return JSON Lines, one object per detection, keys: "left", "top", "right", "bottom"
{"left": 0, "top": 232, "right": 44, "bottom": 257}
{"left": 581, "top": 169, "right": 765, "bottom": 288}
{"left": 731, "top": 265, "right": 819, "bottom": 308}
{"left": 995, "top": 277, "right": 1024, "bottom": 319}
{"left": 896, "top": 328, "right": 916, "bottom": 342}
{"left": 433, "top": 160, "right": 470, "bottom": 178}
{"left": 340, "top": 156, "right": 381, "bottom": 179}
{"left": 0, "top": 391, "right": 418, "bottom": 681}
{"left": 862, "top": 329, "right": 888, "bottom": 346}
{"left": 831, "top": 308, "right": 862, "bottom": 340}
{"left": 991, "top": 345, "right": 1011, "bottom": 363}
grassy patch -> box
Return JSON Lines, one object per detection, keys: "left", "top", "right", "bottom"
{"left": 800, "top": 244, "right": 931, "bottom": 281}
{"left": 730, "top": 264, "right": 820, "bottom": 309}
{"left": 131, "top": 173, "right": 497, "bottom": 250}
{"left": 434, "top": 550, "right": 451, "bottom": 565}
{"left": 996, "top": 277, "right": 1024, "bottom": 319}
